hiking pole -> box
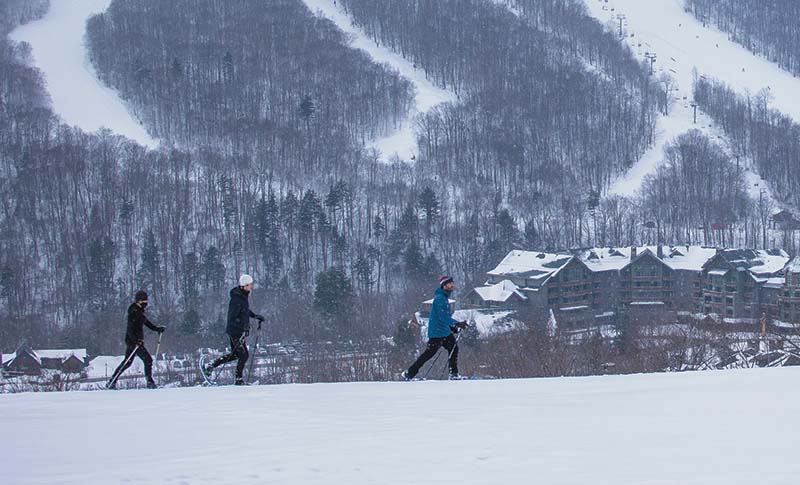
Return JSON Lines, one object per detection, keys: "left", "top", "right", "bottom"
{"left": 420, "top": 341, "right": 445, "bottom": 380}
{"left": 247, "top": 321, "right": 263, "bottom": 382}
{"left": 152, "top": 332, "right": 163, "bottom": 384}
{"left": 439, "top": 329, "right": 464, "bottom": 380}
{"left": 107, "top": 343, "right": 141, "bottom": 388}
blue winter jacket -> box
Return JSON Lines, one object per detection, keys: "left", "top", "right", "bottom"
{"left": 226, "top": 286, "right": 256, "bottom": 337}
{"left": 428, "top": 286, "right": 457, "bottom": 338}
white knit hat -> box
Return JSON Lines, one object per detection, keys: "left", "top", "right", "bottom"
{"left": 239, "top": 274, "right": 254, "bottom": 286}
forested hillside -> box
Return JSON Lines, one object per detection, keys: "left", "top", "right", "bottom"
{"left": 0, "top": 0, "right": 792, "bottom": 354}
{"left": 694, "top": 77, "right": 800, "bottom": 241}
{"left": 685, "top": 0, "right": 800, "bottom": 78}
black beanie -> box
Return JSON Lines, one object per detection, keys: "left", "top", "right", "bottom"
{"left": 135, "top": 290, "right": 148, "bottom": 302}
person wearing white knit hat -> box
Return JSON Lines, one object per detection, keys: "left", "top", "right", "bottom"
{"left": 202, "top": 274, "right": 265, "bottom": 385}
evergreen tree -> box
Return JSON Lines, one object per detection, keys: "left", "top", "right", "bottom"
{"left": 86, "top": 236, "right": 116, "bottom": 310}
{"left": 201, "top": 246, "right": 225, "bottom": 290}
{"left": 418, "top": 186, "right": 440, "bottom": 244}
{"left": 138, "top": 230, "right": 160, "bottom": 295}
{"left": 403, "top": 240, "right": 425, "bottom": 282}
{"left": 313, "top": 268, "right": 354, "bottom": 321}
{"left": 181, "top": 252, "right": 200, "bottom": 306}
{"left": 180, "top": 308, "right": 201, "bottom": 336}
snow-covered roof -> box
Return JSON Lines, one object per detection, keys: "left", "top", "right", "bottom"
{"left": 577, "top": 246, "right": 717, "bottom": 272}
{"left": 711, "top": 249, "right": 790, "bottom": 276}
{"left": 487, "top": 250, "right": 572, "bottom": 277}
{"left": 35, "top": 349, "right": 88, "bottom": 361}
{"left": 786, "top": 257, "right": 800, "bottom": 274}
{"left": 764, "top": 277, "right": 785, "bottom": 289}
{"left": 577, "top": 248, "right": 631, "bottom": 272}
{"left": 472, "top": 280, "right": 527, "bottom": 303}
{"left": 630, "top": 301, "right": 665, "bottom": 306}
{"left": 3, "top": 349, "right": 87, "bottom": 366}
{"left": 488, "top": 247, "right": 784, "bottom": 285}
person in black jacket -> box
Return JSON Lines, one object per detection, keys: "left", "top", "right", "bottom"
{"left": 107, "top": 290, "right": 165, "bottom": 389}
{"left": 203, "top": 274, "right": 265, "bottom": 385}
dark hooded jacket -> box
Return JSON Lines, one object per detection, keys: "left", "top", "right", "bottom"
{"left": 226, "top": 286, "right": 256, "bottom": 337}
{"left": 126, "top": 303, "right": 159, "bottom": 345}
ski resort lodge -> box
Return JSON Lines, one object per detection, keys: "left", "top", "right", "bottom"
{"left": 468, "top": 246, "right": 800, "bottom": 327}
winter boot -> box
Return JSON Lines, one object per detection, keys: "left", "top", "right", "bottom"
{"left": 146, "top": 379, "right": 158, "bottom": 389}
{"left": 401, "top": 370, "right": 413, "bottom": 381}
{"left": 201, "top": 363, "right": 214, "bottom": 379}
{"left": 234, "top": 377, "right": 248, "bottom": 386}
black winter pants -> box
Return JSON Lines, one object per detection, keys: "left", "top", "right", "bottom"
{"left": 406, "top": 334, "right": 458, "bottom": 378}
{"left": 211, "top": 335, "right": 249, "bottom": 378}
{"left": 109, "top": 342, "right": 153, "bottom": 386}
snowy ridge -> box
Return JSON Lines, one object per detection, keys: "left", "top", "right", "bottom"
{"left": 583, "top": 0, "right": 799, "bottom": 204}
{"left": 8, "top": 0, "right": 158, "bottom": 148}
{"left": 299, "top": 0, "right": 457, "bottom": 162}
{"left": 1, "top": 368, "right": 799, "bottom": 483}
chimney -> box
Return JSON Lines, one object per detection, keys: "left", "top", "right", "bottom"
{"left": 657, "top": 245, "right": 664, "bottom": 259}
{"left": 631, "top": 246, "right": 638, "bottom": 259}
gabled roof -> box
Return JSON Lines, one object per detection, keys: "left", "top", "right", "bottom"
{"left": 35, "top": 349, "right": 88, "bottom": 362}
{"left": 786, "top": 257, "right": 800, "bottom": 274}
{"left": 472, "top": 280, "right": 528, "bottom": 303}
{"left": 618, "top": 248, "right": 673, "bottom": 272}
{"left": 487, "top": 250, "right": 572, "bottom": 278}
{"left": 577, "top": 246, "right": 716, "bottom": 272}
{"left": 2, "top": 348, "right": 88, "bottom": 366}
{"left": 3, "top": 347, "right": 40, "bottom": 367}
{"left": 703, "top": 249, "right": 789, "bottom": 276}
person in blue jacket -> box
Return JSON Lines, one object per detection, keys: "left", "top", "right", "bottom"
{"left": 203, "top": 274, "right": 265, "bottom": 385}
{"left": 402, "top": 276, "right": 467, "bottom": 380}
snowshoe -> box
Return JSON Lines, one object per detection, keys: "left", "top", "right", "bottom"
{"left": 198, "top": 355, "right": 217, "bottom": 386}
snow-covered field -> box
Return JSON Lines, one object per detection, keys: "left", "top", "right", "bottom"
{"left": 299, "top": 0, "right": 456, "bottom": 162}
{"left": 8, "top": 0, "right": 158, "bottom": 148}
{"left": 1, "top": 367, "right": 798, "bottom": 484}
{"left": 583, "top": 0, "right": 796, "bottom": 202}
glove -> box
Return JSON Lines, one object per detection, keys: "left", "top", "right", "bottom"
{"left": 137, "top": 339, "right": 145, "bottom": 346}
{"left": 456, "top": 321, "right": 469, "bottom": 329}
{"left": 255, "top": 315, "right": 265, "bottom": 323}
{"left": 157, "top": 326, "right": 166, "bottom": 333}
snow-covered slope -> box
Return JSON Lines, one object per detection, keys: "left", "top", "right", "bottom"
{"left": 300, "top": 0, "right": 456, "bottom": 163}
{"left": 8, "top": 0, "right": 158, "bottom": 148}
{"left": 2, "top": 368, "right": 799, "bottom": 484}
{"left": 583, "top": 0, "right": 799, "bottom": 201}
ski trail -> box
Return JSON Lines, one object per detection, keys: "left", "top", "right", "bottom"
{"left": 583, "top": 0, "right": 793, "bottom": 203}
{"left": 299, "top": 0, "right": 457, "bottom": 163}
{"left": 8, "top": 0, "right": 158, "bottom": 148}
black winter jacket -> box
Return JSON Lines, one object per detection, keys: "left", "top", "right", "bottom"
{"left": 226, "top": 286, "right": 256, "bottom": 337}
{"left": 126, "top": 303, "right": 159, "bottom": 345}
